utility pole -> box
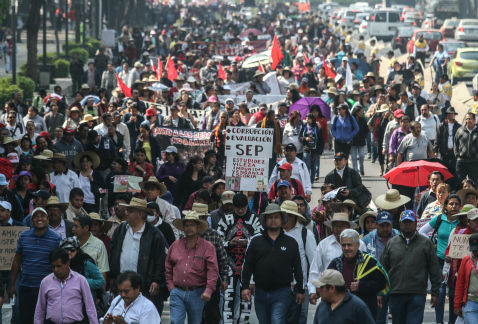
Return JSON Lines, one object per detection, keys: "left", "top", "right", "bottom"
{"left": 11, "top": 0, "right": 17, "bottom": 84}
{"left": 65, "top": 0, "right": 69, "bottom": 58}
{"left": 43, "top": 0, "right": 47, "bottom": 66}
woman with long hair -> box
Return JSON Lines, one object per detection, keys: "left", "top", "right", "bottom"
{"left": 300, "top": 113, "right": 324, "bottom": 183}
{"left": 230, "top": 109, "right": 245, "bottom": 127}
{"left": 135, "top": 123, "right": 161, "bottom": 169}
{"left": 285, "top": 87, "right": 302, "bottom": 105}
{"left": 210, "top": 111, "right": 229, "bottom": 168}
{"left": 177, "top": 155, "right": 206, "bottom": 209}
{"left": 239, "top": 103, "right": 252, "bottom": 125}
{"left": 13, "top": 171, "right": 32, "bottom": 218}
{"left": 203, "top": 150, "right": 222, "bottom": 180}
{"left": 74, "top": 151, "right": 105, "bottom": 213}
{"left": 283, "top": 110, "right": 304, "bottom": 159}
{"left": 310, "top": 105, "right": 329, "bottom": 150}
{"left": 350, "top": 105, "right": 368, "bottom": 176}
{"left": 422, "top": 183, "right": 450, "bottom": 219}
{"left": 177, "top": 100, "right": 198, "bottom": 128}
{"left": 331, "top": 103, "right": 359, "bottom": 157}
{"left": 128, "top": 148, "right": 154, "bottom": 181}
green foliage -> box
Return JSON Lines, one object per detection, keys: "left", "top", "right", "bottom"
{"left": 54, "top": 59, "right": 70, "bottom": 78}
{"left": 19, "top": 62, "right": 28, "bottom": 77}
{"left": 62, "top": 41, "right": 82, "bottom": 53}
{"left": 37, "top": 53, "right": 57, "bottom": 65}
{"left": 0, "top": 78, "right": 22, "bottom": 106}
{"left": 69, "top": 48, "right": 89, "bottom": 64}
{"left": 15, "top": 76, "right": 36, "bottom": 100}
{"left": 86, "top": 37, "right": 102, "bottom": 57}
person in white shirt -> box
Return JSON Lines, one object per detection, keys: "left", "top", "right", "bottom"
{"left": 49, "top": 153, "right": 80, "bottom": 203}
{"left": 268, "top": 143, "right": 312, "bottom": 202}
{"left": 281, "top": 200, "right": 316, "bottom": 324}
{"left": 102, "top": 271, "right": 161, "bottom": 324}
{"left": 416, "top": 104, "right": 439, "bottom": 143}
{"left": 307, "top": 212, "right": 366, "bottom": 305}
{"left": 93, "top": 113, "right": 113, "bottom": 137}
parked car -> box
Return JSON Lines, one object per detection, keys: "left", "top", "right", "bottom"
{"left": 440, "top": 18, "right": 460, "bottom": 38}
{"left": 368, "top": 9, "right": 401, "bottom": 41}
{"left": 455, "top": 19, "right": 478, "bottom": 41}
{"left": 448, "top": 47, "right": 478, "bottom": 84}
{"left": 392, "top": 26, "right": 415, "bottom": 53}
{"left": 407, "top": 29, "right": 444, "bottom": 56}
{"left": 403, "top": 12, "right": 422, "bottom": 26}
{"left": 441, "top": 40, "right": 467, "bottom": 58}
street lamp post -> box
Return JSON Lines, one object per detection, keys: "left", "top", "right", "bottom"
{"left": 65, "top": 0, "right": 69, "bottom": 58}
{"left": 11, "top": 0, "right": 17, "bottom": 84}
{"left": 43, "top": 0, "right": 47, "bottom": 67}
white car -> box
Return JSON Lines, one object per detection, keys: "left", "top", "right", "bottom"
{"left": 455, "top": 19, "right": 478, "bottom": 41}
{"left": 367, "top": 9, "right": 401, "bottom": 41}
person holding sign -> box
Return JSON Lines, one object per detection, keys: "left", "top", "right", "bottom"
{"left": 454, "top": 233, "right": 478, "bottom": 322}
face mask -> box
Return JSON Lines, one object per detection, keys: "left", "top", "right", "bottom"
{"left": 146, "top": 215, "right": 156, "bottom": 223}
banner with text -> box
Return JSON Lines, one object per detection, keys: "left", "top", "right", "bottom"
{"left": 225, "top": 126, "right": 273, "bottom": 191}
{"left": 113, "top": 175, "right": 143, "bottom": 193}
{"left": 0, "top": 227, "right": 28, "bottom": 270}
{"left": 152, "top": 127, "right": 214, "bottom": 160}
{"left": 448, "top": 234, "right": 471, "bottom": 259}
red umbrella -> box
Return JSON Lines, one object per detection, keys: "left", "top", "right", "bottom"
{"left": 384, "top": 160, "right": 453, "bottom": 187}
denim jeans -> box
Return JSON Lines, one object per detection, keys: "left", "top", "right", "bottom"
{"left": 286, "top": 287, "right": 309, "bottom": 324}
{"left": 366, "top": 130, "right": 372, "bottom": 154}
{"left": 464, "top": 300, "right": 478, "bottom": 323}
{"left": 376, "top": 294, "right": 390, "bottom": 324}
{"left": 170, "top": 287, "right": 206, "bottom": 324}
{"left": 350, "top": 145, "right": 365, "bottom": 174}
{"left": 303, "top": 151, "right": 320, "bottom": 183}
{"left": 19, "top": 286, "right": 40, "bottom": 324}
{"left": 255, "top": 286, "right": 291, "bottom": 324}
{"left": 436, "top": 258, "right": 447, "bottom": 323}
{"left": 389, "top": 294, "right": 426, "bottom": 324}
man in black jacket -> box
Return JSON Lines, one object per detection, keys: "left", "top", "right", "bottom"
{"left": 434, "top": 107, "right": 461, "bottom": 174}
{"left": 241, "top": 203, "right": 304, "bottom": 323}
{"left": 109, "top": 197, "right": 167, "bottom": 315}
{"left": 324, "top": 152, "right": 370, "bottom": 209}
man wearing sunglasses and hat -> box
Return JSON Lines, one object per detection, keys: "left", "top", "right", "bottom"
{"left": 241, "top": 204, "right": 305, "bottom": 323}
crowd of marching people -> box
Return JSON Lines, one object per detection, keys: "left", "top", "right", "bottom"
{"left": 2, "top": 2, "right": 478, "bottom": 324}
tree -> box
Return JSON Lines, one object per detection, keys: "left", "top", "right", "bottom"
{"left": 25, "top": 0, "right": 43, "bottom": 82}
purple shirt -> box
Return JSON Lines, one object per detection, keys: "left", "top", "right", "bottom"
{"left": 389, "top": 127, "right": 409, "bottom": 156}
{"left": 34, "top": 270, "right": 99, "bottom": 324}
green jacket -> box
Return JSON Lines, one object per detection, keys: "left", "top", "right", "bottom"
{"left": 380, "top": 232, "right": 441, "bottom": 296}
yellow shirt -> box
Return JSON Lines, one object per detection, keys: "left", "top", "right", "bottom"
{"left": 440, "top": 82, "right": 452, "bottom": 99}
{"left": 143, "top": 141, "right": 152, "bottom": 162}
{"left": 415, "top": 73, "right": 424, "bottom": 88}
{"left": 370, "top": 46, "right": 378, "bottom": 57}
{"left": 345, "top": 35, "right": 352, "bottom": 43}
{"left": 358, "top": 41, "right": 366, "bottom": 51}
{"left": 472, "top": 102, "right": 478, "bottom": 115}
{"left": 388, "top": 58, "right": 397, "bottom": 68}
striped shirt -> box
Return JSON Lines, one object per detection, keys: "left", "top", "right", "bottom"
{"left": 16, "top": 228, "right": 61, "bottom": 287}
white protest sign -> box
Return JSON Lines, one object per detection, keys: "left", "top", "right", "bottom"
{"left": 225, "top": 157, "right": 268, "bottom": 192}
{"left": 218, "top": 95, "right": 285, "bottom": 105}
{"left": 225, "top": 126, "right": 274, "bottom": 158}
{"left": 448, "top": 234, "right": 471, "bottom": 259}
{"left": 263, "top": 72, "right": 283, "bottom": 95}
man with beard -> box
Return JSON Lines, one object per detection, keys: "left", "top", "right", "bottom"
{"left": 216, "top": 193, "right": 262, "bottom": 324}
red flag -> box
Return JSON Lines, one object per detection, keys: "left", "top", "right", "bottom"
{"left": 166, "top": 55, "right": 178, "bottom": 82}
{"left": 303, "top": 52, "right": 309, "bottom": 64}
{"left": 218, "top": 62, "right": 226, "bottom": 80}
{"left": 150, "top": 59, "right": 157, "bottom": 74}
{"left": 323, "top": 57, "right": 336, "bottom": 79}
{"left": 157, "top": 58, "right": 163, "bottom": 80}
{"left": 115, "top": 73, "right": 131, "bottom": 98}
{"left": 271, "top": 34, "right": 284, "bottom": 70}
{"left": 258, "top": 61, "right": 264, "bottom": 72}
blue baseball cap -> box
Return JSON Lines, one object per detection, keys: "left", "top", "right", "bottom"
{"left": 400, "top": 210, "right": 417, "bottom": 223}
{"left": 0, "top": 174, "right": 8, "bottom": 186}
{"left": 376, "top": 211, "right": 393, "bottom": 225}
{"left": 277, "top": 180, "right": 291, "bottom": 188}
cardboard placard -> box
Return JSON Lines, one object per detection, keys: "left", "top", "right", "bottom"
{"left": 448, "top": 234, "right": 471, "bottom": 259}
{"left": 225, "top": 157, "right": 268, "bottom": 192}
{"left": 113, "top": 175, "right": 143, "bottom": 193}
{"left": 0, "top": 226, "right": 28, "bottom": 270}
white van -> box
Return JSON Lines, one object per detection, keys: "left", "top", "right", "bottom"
{"left": 367, "top": 9, "right": 401, "bottom": 41}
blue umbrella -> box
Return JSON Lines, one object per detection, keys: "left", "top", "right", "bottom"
{"left": 348, "top": 58, "right": 371, "bottom": 75}
{"left": 80, "top": 95, "right": 100, "bottom": 106}
{"left": 289, "top": 97, "right": 331, "bottom": 121}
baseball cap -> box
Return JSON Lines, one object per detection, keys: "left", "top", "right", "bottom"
{"left": 412, "top": 83, "right": 421, "bottom": 89}
{"left": 469, "top": 233, "right": 478, "bottom": 251}
{"left": 225, "top": 98, "right": 234, "bottom": 104}
{"left": 0, "top": 174, "right": 8, "bottom": 186}
{"left": 32, "top": 207, "right": 48, "bottom": 216}
{"left": 376, "top": 211, "right": 393, "bottom": 225}
{"left": 312, "top": 269, "right": 345, "bottom": 288}
{"left": 278, "top": 163, "right": 293, "bottom": 171}
{"left": 31, "top": 190, "right": 51, "bottom": 200}
{"left": 0, "top": 201, "right": 12, "bottom": 211}
{"left": 468, "top": 208, "right": 478, "bottom": 221}
{"left": 285, "top": 143, "right": 297, "bottom": 151}
{"left": 221, "top": 191, "right": 235, "bottom": 205}
{"left": 64, "top": 126, "right": 75, "bottom": 134}
{"left": 400, "top": 210, "right": 417, "bottom": 222}
{"left": 208, "top": 96, "right": 218, "bottom": 103}
{"left": 164, "top": 146, "right": 178, "bottom": 154}
{"left": 334, "top": 152, "right": 347, "bottom": 160}
{"left": 7, "top": 152, "right": 19, "bottom": 164}
{"left": 394, "top": 109, "right": 405, "bottom": 119}
{"left": 278, "top": 180, "right": 291, "bottom": 188}
{"left": 145, "top": 107, "right": 158, "bottom": 117}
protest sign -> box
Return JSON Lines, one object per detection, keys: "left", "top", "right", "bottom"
{"left": 0, "top": 226, "right": 28, "bottom": 270}
{"left": 113, "top": 175, "right": 143, "bottom": 193}
{"left": 152, "top": 127, "right": 214, "bottom": 160}
{"left": 218, "top": 94, "right": 285, "bottom": 105}
{"left": 225, "top": 126, "right": 273, "bottom": 191}
{"left": 263, "top": 72, "right": 283, "bottom": 95}
{"left": 448, "top": 234, "right": 471, "bottom": 259}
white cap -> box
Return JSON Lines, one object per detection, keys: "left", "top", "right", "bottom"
{"left": 468, "top": 208, "right": 478, "bottom": 221}
{"left": 0, "top": 201, "right": 12, "bottom": 211}
{"left": 165, "top": 146, "right": 178, "bottom": 154}
{"left": 32, "top": 207, "right": 48, "bottom": 216}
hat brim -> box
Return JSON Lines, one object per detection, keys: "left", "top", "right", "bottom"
{"left": 33, "top": 155, "right": 52, "bottom": 161}
{"left": 45, "top": 203, "right": 68, "bottom": 212}
{"left": 281, "top": 208, "right": 307, "bottom": 223}
{"left": 324, "top": 218, "right": 358, "bottom": 230}
{"left": 259, "top": 210, "right": 287, "bottom": 226}
{"left": 330, "top": 201, "right": 361, "bottom": 213}
{"left": 359, "top": 211, "right": 377, "bottom": 230}
{"left": 73, "top": 151, "right": 101, "bottom": 169}
{"left": 375, "top": 194, "right": 411, "bottom": 210}
{"left": 139, "top": 180, "right": 167, "bottom": 197}
{"left": 91, "top": 218, "right": 114, "bottom": 232}
{"left": 172, "top": 218, "right": 209, "bottom": 234}
{"left": 118, "top": 203, "right": 150, "bottom": 213}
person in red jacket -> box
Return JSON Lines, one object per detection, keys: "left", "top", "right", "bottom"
{"left": 454, "top": 231, "right": 478, "bottom": 322}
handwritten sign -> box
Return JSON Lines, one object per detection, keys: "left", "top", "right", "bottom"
{"left": 448, "top": 234, "right": 471, "bottom": 259}
{"left": 113, "top": 175, "right": 143, "bottom": 193}
{"left": 0, "top": 227, "right": 28, "bottom": 270}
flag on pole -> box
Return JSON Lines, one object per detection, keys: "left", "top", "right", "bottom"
{"left": 323, "top": 57, "right": 336, "bottom": 79}
{"left": 345, "top": 62, "right": 353, "bottom": 92}
{"left": 157, "top": 58, "right": 163, "bottom": 80}
{"left": 115, "top": 73, "right": 131, "bottom": 97}
{"left": 150, "top": 59, "right": 157, "bottom": 74}
{"left": 258, "top": 61, "right": 265, "bottom": 72}
{"left": 218, "top": 62, "right": 226, "bottom": 80}
{"left": 166, "top": 55, "right": 178, "bottom": 81}
{"left": 271, "top": 34, "right": 284, "bottom": 70}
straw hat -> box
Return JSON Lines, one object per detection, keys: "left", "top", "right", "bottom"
{"left": 330, "top": 199, "right": 362, "bottom": 214}
{"left": 359, "top": 209, "right": 377, "bottom": 230}
{"left": 2, "top": 137, "right": 18, "bottom": 146}
{"left": 457, "top": 189, "right": 478, "bottom": 206}
{"left": 190, "top": 202, "right": 210, "bottom": 217}
{"left": 259, "top": 203, "right": 288, "bottom": 226}
{"left": 45, "top": 196, "right": 68, "bottom": 212}
{"left": 325, "top": 87, "right": 337, "bottom": 95}
{"left": 119, "top": 197, "right": 149, "bottom": 212}
{"left": 173, "top": 211, "right": 209, "bottom": 234}
{"left": 80, "top": 114, "right": 98, "bottom": 124}
{"left": 253, "top": 70, "right": 266, "bottom": 78}
{"left": 33, "top": 149, "right": 54, "bottom": 161}
{"left": 148, "top": 75, "right": 157, "bottom": 82}
{"left": 280, "top": 200, "right": 307, "bottom": 223}
{"left": 52, "top": 153, "right": 69, "bottom": 163}
{"left": 376, "top": 104, "right": 390, "bottom": 113}
{"left": 324, "top": 212, "right": 358, "bottom": 229}
{"left": 375, "top": 189, "right": 411, "bottom": 210}
{"left": 139, "top": 176, "right": 167, "bottom": 196}
{"left": 68, "top": 107, "right": 82, "bottom": 116}
{"left": 73, "top": 151, "right": 101, "bottom": 169}
{"left": 89, "top": 212, "right": 113, "bottom": 232}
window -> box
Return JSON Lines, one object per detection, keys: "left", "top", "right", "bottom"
{"left": 459, "top": 51, "right": 478, "bottom": 60}
{"left": 375, "top": 12, "right": 387, "bottom": 22}
{"left": 389, "top": 12, "right": 400, "bottom": 22}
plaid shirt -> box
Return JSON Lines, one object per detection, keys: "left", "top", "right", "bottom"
{"left": 201, "top": 228, "right": 230, "bottom": 282}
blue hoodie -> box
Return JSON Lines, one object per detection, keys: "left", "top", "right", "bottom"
{"left": 331, "top": 114, "right": 359, "bottom": 143}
